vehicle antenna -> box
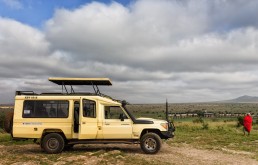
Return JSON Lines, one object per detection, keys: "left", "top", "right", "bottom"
{"left": 166, "top": 98, "right": 169, "bottom": 121}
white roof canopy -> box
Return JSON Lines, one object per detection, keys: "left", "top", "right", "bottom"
{"left": 48, "top": 77, "right": 112, "bottom": 86}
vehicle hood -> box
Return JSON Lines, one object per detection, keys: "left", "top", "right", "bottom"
{"left": 136, "top": 117, "right": 167, "bottom": 123}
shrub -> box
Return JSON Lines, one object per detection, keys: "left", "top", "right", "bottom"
{"left": 0, "top": 112, "right": 5, "bottom": 129}
{"left": 196, "top": 111, "right": 204, "bottom": 117}
{"left": 2, "top": 112, "right": 14, "bottom": 133}
{"left": 193, "top": 117, "right": 204, "bottom": 123}
{"left": 202, "top": 122, "right": 209, "bottom": 130}
{"left": 237, "top": 116, "right": 244, "bottom": 127}
{"left": 211, "top": 118, "right": 219, "bottom": 122}
{"left": 217, "top": 126, "right": 224, "bottom": 131}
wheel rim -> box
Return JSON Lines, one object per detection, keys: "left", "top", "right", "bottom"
{"left": 144, "top": 138, "right": 156, "bottom": 151}
{"left": 47, "top": 138, "right": 59, "bottom": 150}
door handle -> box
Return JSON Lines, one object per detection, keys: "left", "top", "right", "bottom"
{"left": 105, "top": 123, "right": 110, "bottom": 125}
{"left": 121, "top": 124, "right": 129, "bottom": 125}
{"left": 82, "top": 122, "right": 86, "bottom": 124}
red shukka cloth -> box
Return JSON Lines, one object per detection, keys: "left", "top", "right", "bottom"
{"left": 243, "top": 115, "right": 252, "bottom": 132}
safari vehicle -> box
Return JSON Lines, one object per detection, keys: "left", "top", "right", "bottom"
{"left": 10, "top": 78, "right": 175, "bottom": 154}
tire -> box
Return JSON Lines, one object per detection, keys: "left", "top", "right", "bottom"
{"left": 42, "top": 133, "right": 65, "bottom": 154}
{"left": 140, "top": 132, "right": 162, "bottom": 154}
{"left": 4, "top": 112, "right": 13, "bottom": 134}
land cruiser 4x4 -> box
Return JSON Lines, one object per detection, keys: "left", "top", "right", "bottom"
{"left": 9, "top": 78, "right": 175, "bottom": 154}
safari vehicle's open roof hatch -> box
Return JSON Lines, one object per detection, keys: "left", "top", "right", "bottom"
{"left": 48, "top": 77, "right": 112, "bottom": 95}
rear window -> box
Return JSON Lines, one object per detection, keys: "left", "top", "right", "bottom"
{"left": 23, "top": 100, "right": 69, "bottom": 118}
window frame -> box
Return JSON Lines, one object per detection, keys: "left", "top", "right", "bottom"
{"left": 104, "top": 105, "right": 129, "bottom": 120}
{"left": 82, "top": 99, "right": 96, "bottom": 118}
{"left": 22, "top": 100, "right": 69, "bottom": 118}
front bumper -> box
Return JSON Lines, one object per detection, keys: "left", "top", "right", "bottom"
{"left": 161, "top": 122, "right": 175, "bottom": 139}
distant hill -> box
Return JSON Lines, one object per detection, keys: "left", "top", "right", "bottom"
{"left": 220, "top": 95, "right": 258, "bottom": 103}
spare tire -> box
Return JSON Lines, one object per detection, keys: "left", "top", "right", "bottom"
{"left": 4, "top": 112, "right": 14, "bottom": 134}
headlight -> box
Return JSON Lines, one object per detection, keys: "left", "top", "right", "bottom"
{"left": 160, "top": 123, "right": 168, "bottom": 130}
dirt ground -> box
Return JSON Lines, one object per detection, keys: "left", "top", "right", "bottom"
{"left": 0, "top": 142, "right": 257, "bottom": 165}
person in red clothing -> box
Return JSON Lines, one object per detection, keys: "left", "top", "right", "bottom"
{"left": 243, "top": 113, "right": 252, "bottom": 136}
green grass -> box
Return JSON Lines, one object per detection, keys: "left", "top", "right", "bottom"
{"left": 168, "top": 120, "right": 258, "bottom": 159}
{"left": 0, "top": 133, "right": 34, "bottom": 145}
{"left": 0, "top": 133, "right": 162, "bottom": 165}
{"left": 0, "top": 133, "right": 12, "bottom": 143}
{"left": 1, "top": 116, "right": 258, "bottom": 163}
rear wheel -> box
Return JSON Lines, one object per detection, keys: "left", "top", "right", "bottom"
{"left": 42, "top": 133, "right": 65, "bottom": 154}
{"left": 140, "top": 133, "right": 162, "bottom": 154}
{"left": 4, "top": 112, "right": 13, "bottom": 134}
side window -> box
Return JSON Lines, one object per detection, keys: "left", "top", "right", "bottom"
{"left": 23, "top": 100, "right": 69, "bottom": 118}
{"left": 83, "top": 99, "right": 96, "bottom": 118}
{"left": 104, "top": 106, "right": 128, "bottom": 119}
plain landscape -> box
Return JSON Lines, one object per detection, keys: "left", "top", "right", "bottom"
{"left": 1, "top": 99, "right": 258, "bottom": 164}
{"left": 1, "top": 0, "right": 258, "bottom": 164}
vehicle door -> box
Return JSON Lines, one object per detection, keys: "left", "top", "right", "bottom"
{"left": 102, "top": 105, "right": 133, "bottom": 139}
{"left": 78, "top": 99, "right": 98, "bottom": 139}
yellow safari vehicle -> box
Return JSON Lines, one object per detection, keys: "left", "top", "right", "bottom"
{"left": 10, "top": 78, "right": 175, "bottom": 154}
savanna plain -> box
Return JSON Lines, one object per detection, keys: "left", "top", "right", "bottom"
{"left": 1, "top": 103, "right": 258, "bottom": 165}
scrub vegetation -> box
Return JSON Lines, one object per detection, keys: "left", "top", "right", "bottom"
{"left": 170, "top": 120, "right": 258, "bottom": 157}
{"left": 127, "top": 103, "right": 258, "bottom": 118}
{"left": 1, "top": 103, "right": 258, "bottom": 164}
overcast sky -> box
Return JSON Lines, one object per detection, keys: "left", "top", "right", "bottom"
{"left": 0, "top": 0, "right": 258, "bottom": 104}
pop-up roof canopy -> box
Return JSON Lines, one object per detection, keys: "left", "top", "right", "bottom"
{"left": 48, "top": 77, "right": 112, "bottom": 95}
{"left": 48, "top": 77, "right": 112, "bottom": 86}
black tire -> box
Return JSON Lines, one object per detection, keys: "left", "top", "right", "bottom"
{"left": 4, "top": 112, "right": 13, "bottom": 134}
{"left": 140, "top": 133, "right": 162, "bottom": 154}
{"left": 42, "top": 133, "right": 65, "bottom": 154}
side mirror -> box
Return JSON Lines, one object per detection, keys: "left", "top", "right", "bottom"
{"left": 122, "top": 100, "right": 127, "bottom": 107}
{"left": 119, "top": 113, "right": 125, "bottom": 121}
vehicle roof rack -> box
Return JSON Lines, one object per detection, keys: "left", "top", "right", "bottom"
{"left": 16, "top": 91, "right": 37, "bottom": 95}
{"left": 48, "top": 77, "right": 112, "bottom": 95}
{"left": 40, "top": 93, "right": 65, "bottom": 95}
{"left": 40, "top": 92, "right": 119, "bottom": 102}
{"left": 40, "top": 92, "right": 97, "bottom": 96}
{"left": 48, "top": 77, "right": 112, "bottom": 86}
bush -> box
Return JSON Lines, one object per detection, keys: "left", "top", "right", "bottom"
{"left": 193, "top": 117, "right": 204, "bottom": 123}
{"left": 237, "top": 116, "right": 244, "bottom": 127}
{"left": 4, "top": 112, "right": 14, "bottom": 133}
{"left": 217, "top": 126, "right": 224, "bottom": 131}
{"left": 0, "top": 112, "right": 5, "bottom": 129}
{"left": 202, "top": 122, "right": 209, "bottom": 130}
{"left": 0, "top": 128, "right": 4, "bottom": 133}
{"left": 211, "top": 118, "right": 219, "bottom": 122}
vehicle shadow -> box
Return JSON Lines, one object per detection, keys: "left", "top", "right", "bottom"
{"left": 68, "top": 144, "right": 143, "bottom": 154}
{"left": 15, "top": 143, "right": 143, "bottom": 154}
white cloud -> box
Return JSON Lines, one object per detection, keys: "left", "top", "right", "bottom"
{"left": 1, "top": 0, "right": 258, "bottom": 103}
{"left": 0, "top": 18, "right": 50, "bottom": 78}
{"left": 45, "top": 1, "right": 258, "bottom": 72}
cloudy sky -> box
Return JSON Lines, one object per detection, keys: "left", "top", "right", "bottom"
{"left": 0, "top": 0, "right": 258, "bottom": 104}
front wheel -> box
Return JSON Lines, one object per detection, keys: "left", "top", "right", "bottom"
{"left": 42, "top": 133, "right": 65, "bottom": 154}
{"left": 140, "top": 133, "right": 162, "bottom": 154}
